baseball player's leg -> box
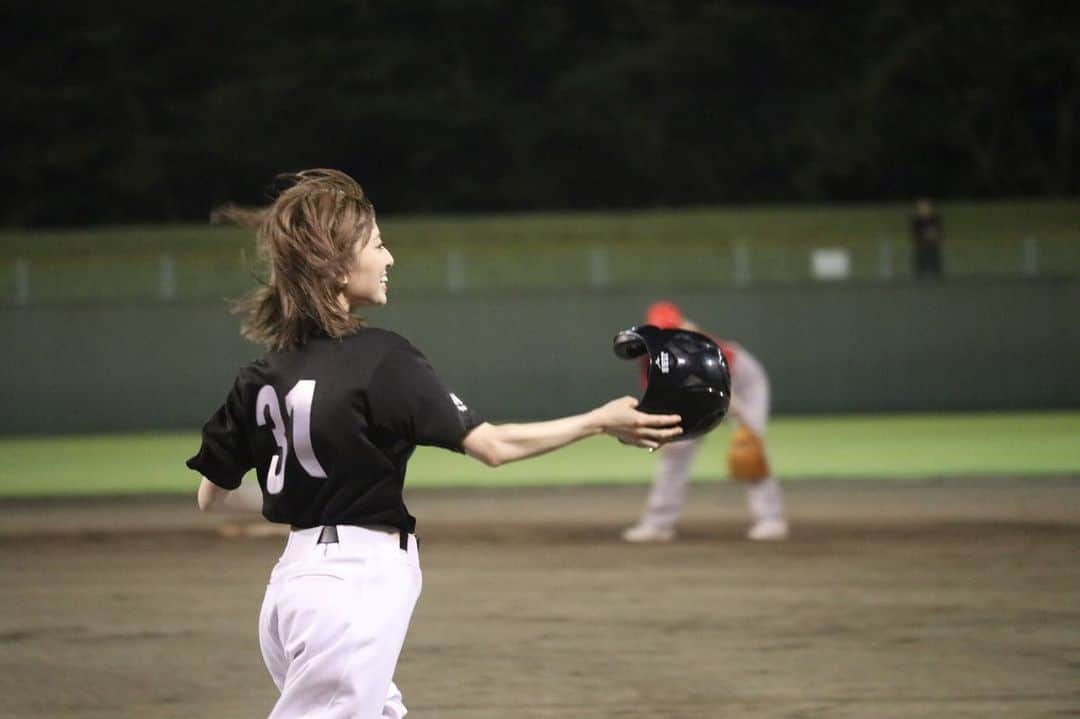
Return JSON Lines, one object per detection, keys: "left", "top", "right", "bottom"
{"left": 259, "top": 584, "right": 288, "bottom": 692}
{"left": 734, "top": 377, "right": 788, "bottom": 540}
{"left": 260, "top": 529, "right": 422, "bottom": 718}
{"left": 259, "top": 602, "right": 407, "bottom": 717}
{"left": 746, "top": 477, "right": 786, "bottom": 537}
{"left": 623, "top": 437, "right": 702, "bottom": 541}
{"left": 382, "top": 680, "right": 407, "bottom": 719}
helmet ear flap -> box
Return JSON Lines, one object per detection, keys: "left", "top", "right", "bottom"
{"left": 613, "top": 329, "right": 648, "bottom": 359}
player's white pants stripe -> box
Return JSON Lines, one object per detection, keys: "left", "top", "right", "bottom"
{"left": 259, "top": 526, "right": 421, "bottom": 719}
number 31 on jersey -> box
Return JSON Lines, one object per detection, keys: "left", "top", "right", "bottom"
{"left": 256, "top": 380, "right": 327, "bottom": 494}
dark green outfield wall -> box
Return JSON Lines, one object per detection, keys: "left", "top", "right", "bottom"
{"left": 3, "top": 279, "right": 1078, "bottom": 433}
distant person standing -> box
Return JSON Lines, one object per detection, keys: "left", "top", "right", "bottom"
{"left": 911, "top": 198, "right": 944, "bottom": 278}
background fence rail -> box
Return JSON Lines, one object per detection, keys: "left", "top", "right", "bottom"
{"left": 2, "top": 201, "right": 1077, "bottom": 305}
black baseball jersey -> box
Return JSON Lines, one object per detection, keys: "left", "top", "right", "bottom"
{"left": 186, "top": 328, "right": 484, "bottom": 532}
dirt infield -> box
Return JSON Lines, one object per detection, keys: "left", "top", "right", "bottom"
{"left": 2, "top": 478, "right": 1079, "bottom": 719}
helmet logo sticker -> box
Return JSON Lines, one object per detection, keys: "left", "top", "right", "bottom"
{"left": 656, "top": 351, "right": 671, "bottom": 374}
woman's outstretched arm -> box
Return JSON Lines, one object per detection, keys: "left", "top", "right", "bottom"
{"left": 462, "top": 396, "right": 681, "bottom": 467}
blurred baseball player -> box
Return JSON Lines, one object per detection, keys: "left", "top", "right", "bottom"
{"left": 187, "top": 170, "right": 682, "bottom": 719}
{"left": 622, "top": 301, "right": 789, "bottom": 542}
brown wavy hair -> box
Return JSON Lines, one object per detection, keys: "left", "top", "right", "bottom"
{"left": 215, "top": 169, "right": 375, "bottom": 350}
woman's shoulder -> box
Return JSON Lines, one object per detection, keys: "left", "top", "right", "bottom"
{"left": 232, "top": 354, "right": 273, "bottom": 382}
{"left": 341, "top": 327, "right": 446, "bottom": 384}
{"left": 340, "top": 326, "right": 431, "bottom": 362}
{"left": 254, "top": 327, "right": 428, "bottom": 369}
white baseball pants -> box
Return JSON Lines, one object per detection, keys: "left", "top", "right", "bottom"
{"left": 258, "top": 526, "right": 422, "bottom": 719}
{"left": 638, "top": 435, "right": 785, "bottom": 530}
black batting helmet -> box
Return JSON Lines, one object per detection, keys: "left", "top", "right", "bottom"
{"left": 613, "top": 324, "right": 731, "bottom": 440}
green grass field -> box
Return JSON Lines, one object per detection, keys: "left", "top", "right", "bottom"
{"left": 1, "top": 412, "right": 1077, "bottom": 498}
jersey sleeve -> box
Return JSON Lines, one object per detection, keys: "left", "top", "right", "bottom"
{"left": 185, "top": 376, "right": 254, "bottom": 489}
{"left": 367, "top": 344, "right": 485, "bottom": 452}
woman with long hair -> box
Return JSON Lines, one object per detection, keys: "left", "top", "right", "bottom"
{"left": 187, "top": 169, "right": 681, "bottom": 719}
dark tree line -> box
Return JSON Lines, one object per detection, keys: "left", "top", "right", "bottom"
{"left": 4, "top": 1, "right": 1078, "bottom": 225}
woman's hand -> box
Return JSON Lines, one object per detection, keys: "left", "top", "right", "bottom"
{"left": 594, "top": 396, "right": 682, "bottom": 450}
{"left": 461, "top": 398, "right": 682, "bottom": 467}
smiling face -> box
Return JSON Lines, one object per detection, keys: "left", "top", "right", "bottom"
{"left": 341, "top": 221, "right": 394, "bottom": 309}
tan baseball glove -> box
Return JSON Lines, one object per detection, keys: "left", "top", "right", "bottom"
{"left": 727, "top": 426, "right": 769, "bottom": 482}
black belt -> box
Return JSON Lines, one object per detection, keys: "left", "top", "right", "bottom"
{"left": 292, "top": 524, "right": 411, "bottom": 551}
